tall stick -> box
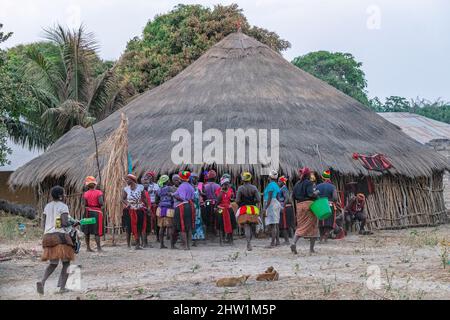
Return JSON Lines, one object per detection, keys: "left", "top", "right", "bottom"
{"left": 91, "top": 125, "right": 102, "bottom": 185}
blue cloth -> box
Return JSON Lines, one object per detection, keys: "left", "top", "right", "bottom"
{"left": 316, "top": 182, "right": 337, "bottom": 201}
{"left": 264, "top": 181, "right": 280, "bottom": 202}
{"left": 192, "top": 187, "right": 205, "bottom": 240}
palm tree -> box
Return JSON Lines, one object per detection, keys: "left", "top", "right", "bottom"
{"left": 20, "top": 24, "right": 134, "bottom": 147}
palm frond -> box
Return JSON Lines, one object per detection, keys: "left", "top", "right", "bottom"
{"left": 3, "top": 117, "right": 53, "bottom": 150}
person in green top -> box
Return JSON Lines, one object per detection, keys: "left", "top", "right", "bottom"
{"left": 263, "top": 170, "right": 282, "bottom": 248}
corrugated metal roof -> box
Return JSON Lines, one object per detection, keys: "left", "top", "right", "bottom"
{"left": 378, "top": 112, "right": 450, "bottom": 144}
{"left": 0, "top": 139, "right": 42, "bottom": 172}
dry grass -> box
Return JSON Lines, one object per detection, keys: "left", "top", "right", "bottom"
{"left": 0, "top": 211, "right": 41, "bottom": 242}
{"left": 95, "top": 113, "right": 129, "bottom": 229}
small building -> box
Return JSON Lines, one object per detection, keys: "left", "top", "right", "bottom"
{"left": 378, "top": 112, "right": 450, "bottom": 209}
{"left": 0, "top": 139, "right": 41, "bottom": 206}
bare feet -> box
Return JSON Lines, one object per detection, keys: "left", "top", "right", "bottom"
{"left": 290, "top": 244, "right": 298, "bottom": 254}
{"left": 36, "top": 282, "right": 44, "bottom": 295}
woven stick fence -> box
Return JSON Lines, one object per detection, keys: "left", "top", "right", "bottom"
{"left": 334, "top": 172, "right": 447, "bottom": 230}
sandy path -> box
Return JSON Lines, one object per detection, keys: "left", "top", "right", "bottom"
{"left": 1, "top": 225, "right": 449, "bottom": 300}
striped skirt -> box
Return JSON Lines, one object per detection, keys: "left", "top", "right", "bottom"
{"left": 295, "top": 201, "right": 318, "bottom": 238}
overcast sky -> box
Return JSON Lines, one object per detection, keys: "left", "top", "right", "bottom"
{"left": 1, "top": 0, "right": 449, "bottom": 101}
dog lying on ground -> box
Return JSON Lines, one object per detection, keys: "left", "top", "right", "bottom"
{"left": 216, "top": 275, "right": 250, "bottom": 287}
{"left": 256, "top": 266, "right": 279, "bottom": 281}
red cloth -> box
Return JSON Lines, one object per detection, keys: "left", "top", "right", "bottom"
{"left": 178, "top": 201, "right": 195, "bottom": 232}
{"left": 129, "top": 208, "right": 139, "bottom": 240}
{"left": 83, "top": 189, "right": 103, "bottom": 207}
{"left": 84, "top": 189, "right": 104, "bottom": 236}
{"left": 215, "top": 188, "right": 234, "bottom": 207}
{"left": 219, "top": 206, "right": 233, "bottom": 234}
{"left": 353, "top": 153, "right": 393, "bottom": 171}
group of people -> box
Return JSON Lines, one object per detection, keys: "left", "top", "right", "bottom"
{"left": 36, "top": 167, "right": 370, "bottom": 294}
{"left": 82, "top": 168, "right": 369, "bottom": 253}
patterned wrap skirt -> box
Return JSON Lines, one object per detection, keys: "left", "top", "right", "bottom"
{"left": 174, "top": 201, "right": 195, "bottom": 233}
{"left": 192, "top": 205, "right": 205, "bottom": 240}
{"left": 295, "top": 201, "right": 319, "bottom": 238}
{"left": 279, "top": 204, "right": 295, "bottom": 230}
{"left": 264, "top": 198, "right": 281, "bottom": 226}
{"left": 236, "top": 205, "right": 260, "bottom": 225}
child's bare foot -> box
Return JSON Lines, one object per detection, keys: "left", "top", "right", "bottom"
{"left": 36, "top": 282, "right": 44, "bottom": 295}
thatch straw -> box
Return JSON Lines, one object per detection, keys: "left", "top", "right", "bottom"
{"left": 9, "top": 31, "right": 449, "bottom": 192}
{"left": 95, "top": 113, "right": 128, "bottom": 233}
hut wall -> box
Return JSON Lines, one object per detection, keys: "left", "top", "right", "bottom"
{"left": 0, "top": 171, "right": 37, "bottom": 206}
{"left": 33, "top": 171, "right": 448, "bottom": 231}
{"left": 336, "top": 172, "right": 447, "bottom": 229}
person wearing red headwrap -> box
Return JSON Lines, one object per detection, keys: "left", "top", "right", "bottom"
{"left": 290, "top": 167, "right": 319, "bottom": 255}
{"left": 82, "top": 176, "right": 104, "bottom": 252}
{"left": 122, "top": 174, "right": 149, "bottom": 249}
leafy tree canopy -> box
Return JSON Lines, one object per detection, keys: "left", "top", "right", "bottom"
{"left": 119, "top": 4, "right": 291, "bottom": 92}
{"left": 292, "top": 51, "right": 369, "bottom": 106}
{"left": 1, "top": 25, "right": 134, "bottom": 151}
{"left": 0, "top": 23, "right": 14, "bottom": 165}
{"left": 369, "top": 96, "right": 450, "bottom": 124}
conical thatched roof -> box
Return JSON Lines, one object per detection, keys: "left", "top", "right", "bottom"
{"left": 9, "top": 32, "right": 448, "bottom": 190}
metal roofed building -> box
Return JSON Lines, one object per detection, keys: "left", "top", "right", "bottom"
{"left": 379, "top": 112, "right": 450, "bottom": 209}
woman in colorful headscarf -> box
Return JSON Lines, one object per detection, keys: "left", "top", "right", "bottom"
{"left": 235, "top": 172, "right": 261, "bottom": 251}
{"left": 155, "top": 175, "right": 174, "bottom": 249}
{"left": 173, "top": 171, "right": 196, "bottom": 250}
{"left": 291, "top": 167, "right": 319, "bottom": 254}
{"left": 316, "top": 170, "right": 339, "bottom": 242}
{"left": 190, "top": 173, "right": 205, "bottom": 246}
{"left": 142, "top": 171, "right": 160, "bottom": 246}
{"left": 263, "top": 170, "right": 282, "bottom": 248}
{"left": 121, "top": 174, "right": 149, "bottom": 250}
{"left": 82, "top": 176, "right": 104, "bottom": 252}
{"left": 277, "top": 176, "right": 295, "bottom": 245}
{"left": 202, "top": 170, "right": 220, "bottom": 239}
{"left": 215, "top": 176, "right": 237, "bottom": 245}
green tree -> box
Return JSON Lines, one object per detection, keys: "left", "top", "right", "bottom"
{"left": 17, "top": 24, "right": 135, "bottom": 146}
{"left": 292, "top": 51, "right": 369, "bottom": 105}
{"left": 0, "top": 23, "right": 13, "bottom": 165}
{"left": 119, "top": 4, "right": 291, "bottom": 92}
{"left": 411, "top": 98, "right": 450, "bottom": 124}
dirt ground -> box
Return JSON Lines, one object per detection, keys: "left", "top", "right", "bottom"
{"left": 1, "top": 224, "right": 449, "bottom": 300}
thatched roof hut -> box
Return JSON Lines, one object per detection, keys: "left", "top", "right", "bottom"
{"left": 9, "top": 32, "right": 449, "bottom": 229}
